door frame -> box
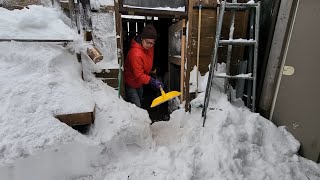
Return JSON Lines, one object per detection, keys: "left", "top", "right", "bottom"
{"left": 168, "top": 20, "right": 186, "bottom": 102}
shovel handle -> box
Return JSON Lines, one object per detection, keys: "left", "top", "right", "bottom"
{"left": 159, "top": 85, "right": 166, "bottom": 96}
{"left": 153, "top": 72, "right": 166, "bottom": 96}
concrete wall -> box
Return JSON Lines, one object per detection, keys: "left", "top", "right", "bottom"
{"left": 272, "top": 0, "right": 320, "bottom": 162}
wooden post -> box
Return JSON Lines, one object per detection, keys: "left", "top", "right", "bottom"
{"left": 114, "top": 0, "right": 125, "bottom": 98}
{"left": 185, "top": 0, "right": 194, "bottom": 112}
{"left": 181, "top": 20, "right": 186, "bottom": 102}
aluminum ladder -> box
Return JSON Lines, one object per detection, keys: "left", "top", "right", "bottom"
{"left": 202, "top": 0, "right": 260, "bottom": 126}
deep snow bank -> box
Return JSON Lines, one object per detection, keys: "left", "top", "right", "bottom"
{"left": 0, "top": 5, "right": 78, "bottom": 39}
{"left": 0, "top": 5, "right": 155, "bottom": 180}
{"left": 150, "top": 72, "right": 320, "bottom": 180}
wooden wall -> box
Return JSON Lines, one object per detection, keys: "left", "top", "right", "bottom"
{"left": 191, "top": 6, "right": 249, "bottom": 75}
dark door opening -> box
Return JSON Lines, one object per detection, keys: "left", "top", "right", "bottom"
{"left": 122, "top": 16, "right": 178, "bottom": 123}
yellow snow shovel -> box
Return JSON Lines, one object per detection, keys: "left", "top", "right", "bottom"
{"left": 150, "top": 86, "right": 181, "bottom": 108}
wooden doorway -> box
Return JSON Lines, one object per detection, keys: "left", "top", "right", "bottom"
{"left": 168, "top": 20, "right": 186, "bottom": 102}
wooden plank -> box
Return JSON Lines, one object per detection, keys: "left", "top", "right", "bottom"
{"left": 120, "top": 7, "right": 187, "bottom": 18}
{"left": 114, "top": 0, "right": 125, "bottom": 98}
{"left": 94, "top": 69, "right": 119, "bottom": 78}
{"left": 101, "top": 78, "right": 119, "bottom": 88}
{"left": 180, "top": 20, "right": 186, "bottom": 102}
{"left": 190, "top": 8, "right": 248, "bottom": 78}
{"left": 168, "top": 19, "right": 186, "bottom": 102}
{"left": 221, "top": 11, "right": 249, "bottom": 39}
{"left": 56, "top": 111, "right": 94, "bottom": 126}
{"left": 193, "top": 0, "right": 218, "bottom": 7}
{"left": 185, "top": 0, "right": 194, "bottom": 112}
{"left": 192, "top": 9, "right": 217, "bottom": 29}
{"left": 190, "top": 8, "right": 216, "bottom": 76}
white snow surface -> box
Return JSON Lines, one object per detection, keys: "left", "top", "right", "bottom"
{"left": 90, "top": 12, "right": 119, "bottom": 70}
{"left": 0, "top": 5, "right": 79, "bottom": 40}
{"left": 90, "top": 0, "right": 114, "bottom": 10}
{"left": 189, "top": 65, "right": 206, "bottom": 93}
{"left": 0, "top": 4, "right": 320, "bottom": 180}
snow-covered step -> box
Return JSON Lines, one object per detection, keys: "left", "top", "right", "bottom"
{"left": 94, "top": 69, "right": 120, "bottom": 88}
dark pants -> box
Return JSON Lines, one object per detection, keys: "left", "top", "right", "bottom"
{"left": 125, "top": 86, "right": 143, "bottom": 107}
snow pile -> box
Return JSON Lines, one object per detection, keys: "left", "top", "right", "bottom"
{"left": 94, "top": 70, "right": 320, "bottom": 179}
{"left": 0, "top": 5, "right": 78, "bottom": 40}
{"left": 0, "top": 5, "right": 155, "bottom": 179}
{"left": 0, "top": 41, "right": 94, "bottom": 163}
{"left": 90, "top": 0, "right": 114, "bottom": 10}
{"left": 150, "top": 83, "right": 320, "bottom": 179}
{"left": 0, "top": 7, "right": 102, "bottom": 177}
{"left": 189, "top": 65, "right": 206, "bottom": 93}
{"left": 90, "top": 12, "right": 119, "bottom": 70}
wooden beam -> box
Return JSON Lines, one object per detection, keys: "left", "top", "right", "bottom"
{"left": 120, "top": 7, "right": 187, "bottom": 18}
{"left": 101, "top": 78, "right": 119, "bottom": 88}
{"left": 180, "top": 20, "right": 186, "bottom": 102}
{"left": 94, "top": 69, "right": 119, "bottom": 78}
{"left": 185, "top": 0, "right": 194, "bottom": 112}
{"left": 56, "top": 111, "right": 94, "bottom": 126}
{"left": 114, "top": 0, "right": 125, "bottom": 98}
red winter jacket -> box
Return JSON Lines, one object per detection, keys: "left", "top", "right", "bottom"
{"left": 124, "top": 38, "right": 154, "bottom": 88}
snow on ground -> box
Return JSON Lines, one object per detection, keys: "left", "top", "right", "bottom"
{"left": 0, "top": 5, "right": 78, "bottom": 40}
{"left": 189, "top": 65, "right": 206, "bottom": 93}
{"left": 0, "top": 4, "right": 320, "bottom": 180}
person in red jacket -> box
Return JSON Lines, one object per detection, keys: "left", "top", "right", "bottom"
{"left": 124, "top": 24, "right": 163, "bottom": 107}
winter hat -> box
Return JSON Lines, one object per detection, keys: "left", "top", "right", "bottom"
{"left": 140, "top": 24, "right": 157, "bottom": 40}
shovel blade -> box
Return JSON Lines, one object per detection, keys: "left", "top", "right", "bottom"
{"left": 150, "top": 91, "right": 181, "bottom": 108}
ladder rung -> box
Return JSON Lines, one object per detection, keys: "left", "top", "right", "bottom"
{"left": 219, "top": 39, "right": 256, "bottom": 46}
{"left": 225, "top": 3, "right": 259, "bottom": 9}
{"left": 213, "top": 74, "right": 253, "bottom": 80}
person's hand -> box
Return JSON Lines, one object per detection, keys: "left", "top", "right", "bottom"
{"left": 149, "top": 78, "right": 163, "bottom": 89}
